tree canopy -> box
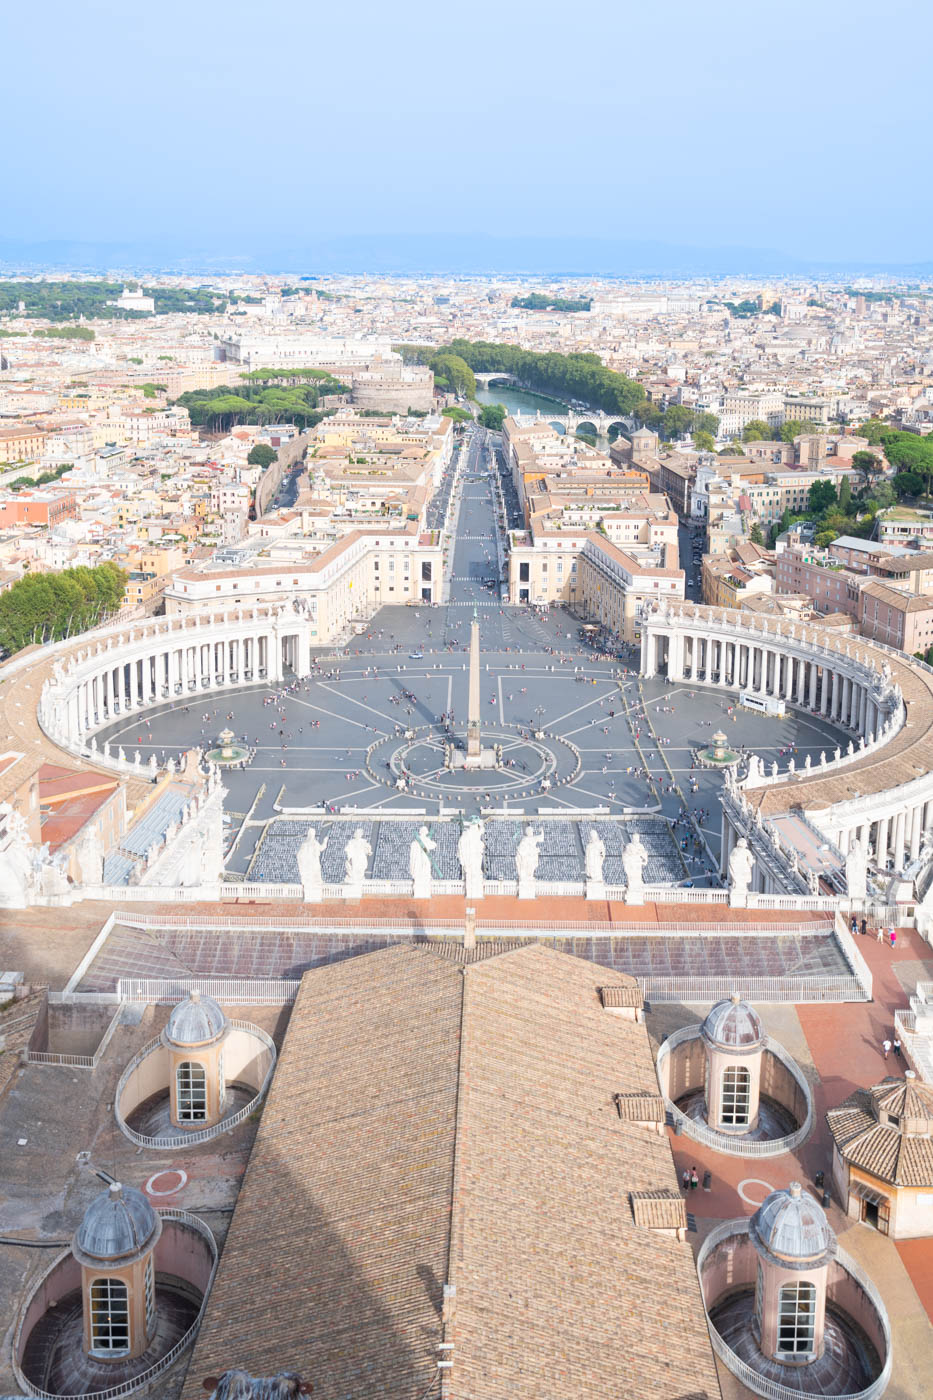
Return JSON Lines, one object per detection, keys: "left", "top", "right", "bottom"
{"left": 510, "top": 294, "right": 592, "bottom": 312}
{"left": 479, "top": 403, "right": 506, "bottom": 430}
{"left": 174, "top": 378, "right": 343, "bottom": 431}
{"left": 780, "top": 419, "right": 820, "bottom": 442}
{"left": 397, "top": 339, "right": 645, "bottom": 418}
{"left": 742, "top": 419, "right": 771, "bottom": 442}
{"left": 247, "top": 444, "right": 277, "bottom": 469}
{"left": 0, "top": 563, "right": 126, "bottom": 656}
{"left": 430, "top": 352, "right": 476, "bottom": 399}
{"left": 0, "top": 279, "right": 226, "bottom": 321}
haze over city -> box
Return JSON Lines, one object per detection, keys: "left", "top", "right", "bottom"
{"left": 4, "top": 0, "right": 933, "bottom": 273}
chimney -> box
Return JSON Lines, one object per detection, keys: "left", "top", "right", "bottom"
{"left": 464, "top": 907, "right": 476, "bottom": 951}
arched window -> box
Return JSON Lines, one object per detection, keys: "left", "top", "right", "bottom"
{"left": 721, "top": 1065, "right": 751, "bottom": 1126}
{"left": 777, "top": 1280, "right": 816, "bottom": 1355}
{"left": 89, "top": 1277, "right": 130, "bottom": 1353}
{"left": 176, "top": 1061, "right": 207, "bottom": 1122}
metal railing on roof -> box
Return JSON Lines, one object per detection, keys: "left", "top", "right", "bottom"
{"left": 13, "top": 1209, "right": 217, "bottom": 1400}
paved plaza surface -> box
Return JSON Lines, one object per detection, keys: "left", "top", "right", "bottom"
{"left": 95, "top": 431, "right": 845, "bottom": 875}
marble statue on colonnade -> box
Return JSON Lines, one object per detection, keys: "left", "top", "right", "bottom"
{"left": 457, "top": 817, "right": 485, "bottom": 900}
{"left": 516, "top": 825, "right": 543, "bottom": 900}
{"left": 344, "top": 827, "right": 372, "bottom": 896}
{"left": 585, "top": 828, "right": 606, "bottom": 900}
{"left": 728, "top": 836, "right": 755, "bottom": 907}
{"left": 297, "top": 826, "right": 328, "bottom": 902}
{"left": 410, "top": 824, "right": 437, "bottom": 899}
{"left": 845, "top": 831, "right": 869, "bottom": 903}
{"left": 622, "top": 833, "right": 648, "bottom": 905}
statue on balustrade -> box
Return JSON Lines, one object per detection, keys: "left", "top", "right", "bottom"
{"left": 457, "top": 818, "right": 485, "bottom": 899}
{"left": 845, "top": 832, "right": 869, "bottom": 902}
{"left": 297, "top": 826, "right": 328, "bottom": 902}
{"left": 622, "top": 833, "right": 648, "bottom": 905}
{"left": 728, "top": 836, "right": 755, "bottom": 907}
{"left": 409, "top": 824, "right": 437, "bottom": 899}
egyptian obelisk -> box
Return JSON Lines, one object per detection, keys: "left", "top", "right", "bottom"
{"left": 467, "top": 606, "right": 481, "bottom": 759}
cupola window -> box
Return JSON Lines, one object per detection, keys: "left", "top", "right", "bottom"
{"left": 777, "top": 1281, "right": 816, "bottom": 1355}
{"left": 721, "top": 1065, "right": 751, "bottom": 1126}
{"left": 176, "top": 1061, "right": 207, "bottom": 1122}
{"left": 90, "top": 1277, "right": 130, "bottom": 1354}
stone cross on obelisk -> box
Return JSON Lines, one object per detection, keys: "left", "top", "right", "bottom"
{"left": 467, "top": 606, "right": 482, "bottom": 759}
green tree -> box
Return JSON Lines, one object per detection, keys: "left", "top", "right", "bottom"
{"left": 692, "top": 429, "right": 716, "bottom": 453}
{"left": 893, "top": 470, "right": 922, "bottom": 499}
{"left": 808, "top": 480, "right": 837, "bottom": 513}
{"left": 479, "top": 403, "right": 506, "bottom": 431}
{"left": 0, "top": 563, "right": 126, "bottom": 655}
{"left": 815, "top": 528, "right": 838, "bottom": 547}
{"left": 749, "top": 522, "right": 764, "bottom": 545}
{"left": 858, "top": 419, "right": 888, "bottom": 445}
{"left": 694, "top": 411, "right": 720, "bottom": 437}
{"left": 247, "top": 443, "right": 277, "bottom": 469}
{"left": 780, "top": 419, "right": 820, "bottom": 442}
{"left": 742, "top": 420, "right": 770, "bottom": 442}
{"left": 869, "top": 481, "right": 896, "bottom": 508}
{"left": 662, "top": 405, "right": 694, "bottom": 439}
{"left": 430, "top": 353, "right": 476, "bottom": 399}
{"left": 442, "top": 405, "right": 473, "bottom": 423}
{"left": 838, "top": 476, "right": 852, "bottom": 512}
{"left": 851, "top": 449, "right": 882, "bottom": 491}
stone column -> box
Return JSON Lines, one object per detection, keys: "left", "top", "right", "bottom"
{"left": 808, "top": 661, "right": 818, "bottom": 709}
{"left": 876, "top": 815, "right": 890, "bottom": 870}
{"left": 910, "top": 805, "right": 923, "bottom": 863}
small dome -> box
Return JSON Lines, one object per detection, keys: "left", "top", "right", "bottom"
{"left": 74, "top": 1182, "right": 160, "bottom": 1264}
{"left": 701, "top": 993, "right": 764, "bottom": 1051}
{"left": 871, "top": 1072, "right": 933, "bottom": 1133}
{"left": 750, "top": 1182, "right": 835, "bottom": 1267}
{"left": 164, "top": 989, "right": 227, "bottom": 1047}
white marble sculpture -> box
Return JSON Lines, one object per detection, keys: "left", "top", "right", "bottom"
{"left": 344, "top": 827, "right": 372, "bottom": 892}
{"left": 297, "top": 826, "right": 328, "bottom": 902}
{"left": 457, "top": 818, "right": 485, "bottom": 899}
{"left": 515, "top": 825, "right": 543, "bottom": 899}
{"left": 845, "top": 832, "right": 869, "bottom": 902}
{"left": 585, "top": 828, "right": 605, "bottom": 899}
{"left": 409, "top": 824, "right": 437, "bottom": 899}
{"left": 0, "top": 802, "right": 35, "bottom": 909}
{"left": 622, "top": 833, "right": 648, "bottom": 905}
{"left": 728, "top": 836, "right": 755, "bottom": 907}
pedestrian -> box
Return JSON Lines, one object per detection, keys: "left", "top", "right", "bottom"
{"left": 876, "top": 925, "right": 885, "bottom": 943}
{"left": 690, "top": 1168, "right": 699, "bottom": 1191}
{"left": 682, "top": 1168, "right": 690, "bottom": 1192}
{"left": 890, "top": 928, "right": 897, "bottom": 949}
{"left": 882, "top": 1038, "right": 891, "bottom": 1060}
{"left": 860, "top": 918, "right": 867, "bottom": 937}
{"left": 893, "top": 1035, "right": 902, "bottom": 1059}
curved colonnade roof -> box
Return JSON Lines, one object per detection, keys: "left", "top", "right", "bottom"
{"left": 657, "top": 603, "right": 933, "bottom": 818}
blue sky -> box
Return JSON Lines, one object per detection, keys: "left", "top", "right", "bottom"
{"left": 3, "top": 0, "right": 931, "bottom": 267}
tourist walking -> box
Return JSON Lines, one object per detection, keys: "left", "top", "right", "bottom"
{"left": 882, "top": 1038, "right": 892, "bottom": 1060}
{"left": 893, "top": 1035, "right": 902, "bottom": 1059}
{"left": 682, "top": 1168, "right": 690, "bottom": 1192}
{"left": 889, "top": 927, "right": 897, "bottom": 949}
{"left": 690, "top": 1167, "right": 699, "bottom": 1191}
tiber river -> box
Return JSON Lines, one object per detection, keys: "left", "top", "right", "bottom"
{"left": 474, "top": 382, "right": 569, "bottom": 424}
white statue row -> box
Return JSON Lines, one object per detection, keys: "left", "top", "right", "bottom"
{"left": 296, "top": 821, "right": 651, "bottom": 902}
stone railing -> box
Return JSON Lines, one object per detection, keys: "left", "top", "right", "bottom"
{"left": 13, "top": 1209, "right": 217, "bottom": 1400}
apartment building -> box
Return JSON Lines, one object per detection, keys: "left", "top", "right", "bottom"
{"left": 0, "top": 491, "right": 78, "bottom": 529}
{"left": 0, "top": 426, "right": 48, "bottom": 462}
{"left": 858, "top": 581, "right": 933, "bottom": 654}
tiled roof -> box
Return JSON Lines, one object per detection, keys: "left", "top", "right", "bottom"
{"left": 630, "top": 1189, "right": 688, "bottom": 1230}
{"left": 827, "top": 1086, "right": 933, "bottom": 1187}
{"left": 183, "top": 942, "right": 721, "bottom": 1400}
{"left": 600, "top": 983, "right": 643, "bottom": 1008}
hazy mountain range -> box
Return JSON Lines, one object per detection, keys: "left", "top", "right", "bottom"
{"left": 0, "top": 234, "right": 931, "bottom": 281}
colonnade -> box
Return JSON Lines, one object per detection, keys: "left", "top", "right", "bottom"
{"left": 640, "top": 605, "right": 933, "bottom": 883}
{"left": 648, "top": 629, "right": 884, "bottom": 741}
